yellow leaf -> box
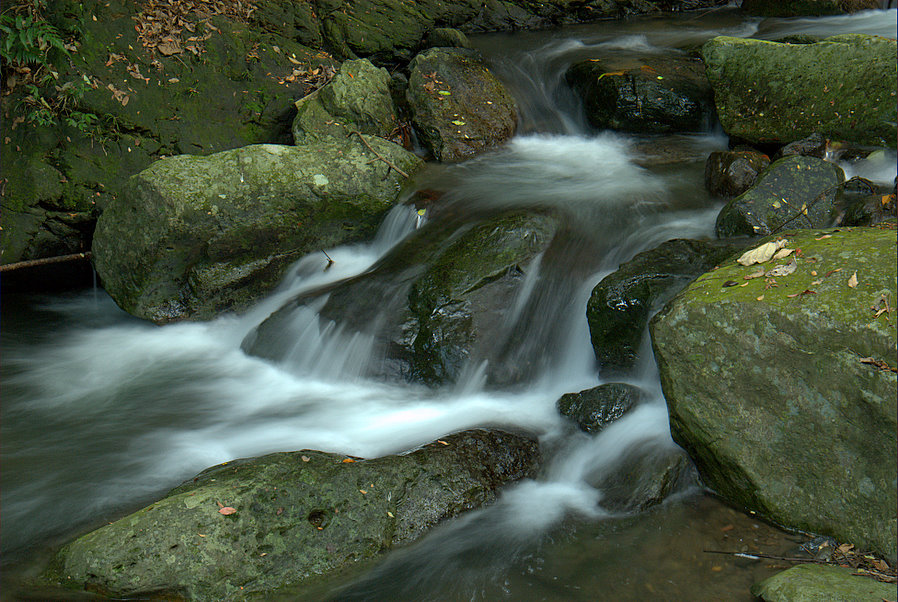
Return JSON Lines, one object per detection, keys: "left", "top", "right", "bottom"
{"left": 756, "top": 295, "right": 764, "bottom": 301}
{"left": 342, "top": 458, "right": 355, "bottom": 463}
{"left": 737, "top": 240, "right": 787, "bottom": 266}
{"left": 848, "top": 272, "right": 858, "bottom": 288}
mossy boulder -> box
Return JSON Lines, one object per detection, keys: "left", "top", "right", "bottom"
{"left": 701, "top": 34, "right": 898, "bottom": 148}
{"left": 246, "top": 209, "right": 560, "bottom": 387}
{"left": 92, "top": 141, "right": 423, "bottom": 323}
{"left": 751, "top": 564, "right": 898, "bottom": 601}
{"left": 565, "top": 55, "right": 714, "bottom": 134}
{"left": 557, "top": 383, "right": 644, "bottom": 434}
{"left": 407, "top": 48, "right": 517, "bottom": 162}
{"left": 292, "top": 59, "right": 399, "bottom": 144}
{"left": 44, "top": 429, "right": 539, "bottom": 601}
{"left": 741, "top": 0, "right": 882, "bottom": 17}
{"left": 586, "top": 238, "right": 745, "bottom": 377}
{"left": 704, "top": 149, "right": 771, "bottom": 198}
{"left": 715, "top": 155, "right": 845, "bottom": 238}
{"left": 650, "top": 227, "right": 898, "bottom": 558}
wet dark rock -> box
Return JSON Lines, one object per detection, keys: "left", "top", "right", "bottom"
{"left": 586, "top": 238, "right": 745, "bottom": 377}
{"left": 598, "top": 446, "right": 698, "bottom": 513}
{"left": 407, "top": 48, "right": 517, "bottom": 162}
{"left": 774, "top": 132, "right": 828, "bottom": 160}
{"left": 704, "top": 149, "right": 771, "bottom": 197}
{"left": 44, "top": 429, "right": 540, "bottom": 601}
{"left": 715, "top": 155, "right": 845, "bottom": 238}
{"left": 246, "top": 209, "right": 560, "bottom": 387}
{"left": 93, "top": 141, "right": 423, "bottom": 323}
{"left": 702, "top": 35, "right": 897, "bottom": 148}
{"left": 557, "top": 383, "right": 644, "bottom": 434}
{"left": 741, "top": 0, "right": 882, "bottom": 17}
{"left": 651, "top": 227, "right": 898, "bottom": 559}
{"left": 565, "top": 55, "right": 714, "bottom": 134}
{"left": 828, "top": 176, "right": 897, "bottom": 227}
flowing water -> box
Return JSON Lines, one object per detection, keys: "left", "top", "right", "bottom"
{"left": 2, "top": 8, "right": 896, "bottom": 600}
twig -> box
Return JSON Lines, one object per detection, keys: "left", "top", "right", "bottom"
{"left": 348, "top": 130, "right": 410, "bottom": 179}
{"left": 0, "top": 252, "right": 92, "bottom": 272}
{"left": 704, "top": 550, "right": 833, "bottom": 565}
{"left": 321, "top": 249, "right": 335, "bottom": 271}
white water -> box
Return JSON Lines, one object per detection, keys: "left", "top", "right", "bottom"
{"left": 3, "top": 7, "right": 895, "bottom": 598}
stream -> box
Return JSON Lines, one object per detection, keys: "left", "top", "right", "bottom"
{"left": 2, "top": 7, "right": 896, "bottom": 600}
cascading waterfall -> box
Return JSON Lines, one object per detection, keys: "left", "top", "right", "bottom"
{"left": 2, "top": 7, "right": 896, "bottom": 599}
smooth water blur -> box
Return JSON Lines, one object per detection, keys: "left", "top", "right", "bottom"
{"left": 3, "top": 6, "right": 894, "bottom": 600}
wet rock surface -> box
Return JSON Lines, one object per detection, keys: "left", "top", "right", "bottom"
{"left": 44, "top": 429, "right": 540, "bottom": 601}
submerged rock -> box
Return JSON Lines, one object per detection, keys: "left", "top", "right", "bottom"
{"left": 704, "top": 149, "right": 771, "bottom": 197}
{"left": 701, "top": 34, "right": 897, "bottom": 148}
{"left": 557, "top": 383, "right": 644, "bottom": 434}
{"left": 93, "top": 141, "right": 422, "bottom": 323}
{"left": 45, "top": 429, "right": 540, "bottom": 601}
{"left": 586, "top": 238, "right": 744, "bottom": 376}
{"left": 828, "top": 176, "right": 897, "bottom": 227}
{"left": 566, "top": 55, "right": 714, "bottom": 134}
{"left": 715, "top": 155, "right": 845, "bottom": 238}
{"left": 407, "top": 48, "right": 517, "bottom": 162}
{"left": 598, "top": 445, "right": 698, "bottom": 513}
{"left": 751, "top": 564, "right": 897, "bottom": 601}
{"left": 651, "top": 227, "right": 898, "bottom": 558}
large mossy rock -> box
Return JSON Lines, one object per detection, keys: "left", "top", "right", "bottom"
{"left": 650, "top": 227, "right": 898, "bottom": 558}
{"left": 407, "top": 48, "right": 517, "bottom": 162}
{"left": 741, "top": 0, "right": 882, "bottom": 17}
{"left": 93, "top": 141, "right": 423, "bottom": 323}
{"left": 586, "top": 238, "right": 745, "bottom": 377}
{"left": 751, "top": 564, "right": 898, "bottom": 601}
{"left": 247, "top": 209, "right": 559, "bottom": 387}
{"left": 701, "top": 34, "right": 898, "bottom": 148}
{"left": 292, "top": 59, "right": 399, "bottom": 144}
{"left": 565, "top": 56, "right": 714, "bottom": 134}
{"left": 45, "top": 429, "right": 539, "bottom": 601}
{"left": 715, "top": 155, "right": 845, "bottom": 238}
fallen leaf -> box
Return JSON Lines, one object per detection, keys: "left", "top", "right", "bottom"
{"left": 786, "top": 290, "right": 817, "bottom": 298}
{"left": 219, "top": 506, "right": 237, "bottom": 515}
{"left": 873, "top": 559, "right": 890, "bottom": 571}
{"left": 450, "top": 120, "right": 465, "bottom": 126}
{"left": 848, "top": 272, "right": 858, "bottom": 288}
{"left": 756, "top": 295, "right": 764, "bottom": 301}
{"left": 825, "top": 268, "right": 842, "bottom": 277}
{"left": 772, "top": 248, "right": 794, "bottom": 260}
{"left": 721, "top": 524, "right": 735, "bottom": 532}
{"left": 722, "top": 280, "right": 739, "bottom": 287}
{"left": 765, "top": 259, "right": 797, "bottom": 277}
{"left": 438, "top": 90, "right": 451, "bottom": 96}
{"left": 737, "top": 240, "right": 787, "bottom": 266}
{"left": 359, "top": 489, "right": 367, "bottom": 494}
{"left": 814, "top": 234, "right": 832, "bottom": 240}
{"left": 837, "top": 543, "right": 855, "bottom": 554}
{"left": 342, "top": 458, "right": 355, "bottom": 463}
{"left": 387, "top": 511, "right": 394, "bottom": 518}
{"left": 744, "top": 269, "right": 767, "bottom": 280}
{"left": 811, "top": 279, "right": 823, "bottom": 285}
{"left": 437, "top": 440, "right": 449, "bottom": 446}
{"left": 301, "top": 455, "right": 310, "bottom": 462}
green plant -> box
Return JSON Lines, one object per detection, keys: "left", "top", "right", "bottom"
{"left": 0, "top": 3, "right": 68, "bottom": 69}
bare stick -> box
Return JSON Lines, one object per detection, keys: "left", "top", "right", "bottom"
{"left": 321, "top": 249, "right": 335, "bottom": 271}
{"left": 349, "top": 130, "right": 410, "bottom": 179}
{"left": 0, "top": 252, "right": 92, "bottom": 272}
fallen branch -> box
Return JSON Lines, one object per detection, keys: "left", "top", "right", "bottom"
{"left": 349, "top": 130, "right": 410, "bottom": 179}
{"left": 0, "top": 252, "right": 92, "bottom": 272}
{"left": 704, "top": 550, "right": 833, "bottom": 564}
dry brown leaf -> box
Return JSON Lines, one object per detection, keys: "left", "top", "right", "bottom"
{"left": 737, "top": 240, "right": 787, "bottom": 266}
{"left": 744, "top": 269, "right": 766, "bottom": 280}
{"left": 772, "top": 248, "right": 794, "bottom": 260}
{"left": 157, "top": 39, "right": 182, "bottom": 56}
{"left": 815, "top": 234, "right": 832, "bottom": 240}
{"left": 301, "top": 455, "right": 310, "bottom": 462}
{"left": 341, "top": 458, "right": 355, "bottom": 463}
{"left": 848, "top": 272, "right": 858, "bottom": 288}
{"left": 756, "top": 295, "right": 765, "bottom": 301}
{"left": 765, "top": 260, "right": 797, "bottom": 278}
{"left": 218, "top": 506, "right": 237, "bottom": 515}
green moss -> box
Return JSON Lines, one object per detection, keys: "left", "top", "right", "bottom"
{"left": 702, "top": 35, "right": 897, "bottom": 147}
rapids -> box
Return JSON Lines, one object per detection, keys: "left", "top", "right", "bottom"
{"left": 2, "top": 7, "right": 896, "bottom": 600}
